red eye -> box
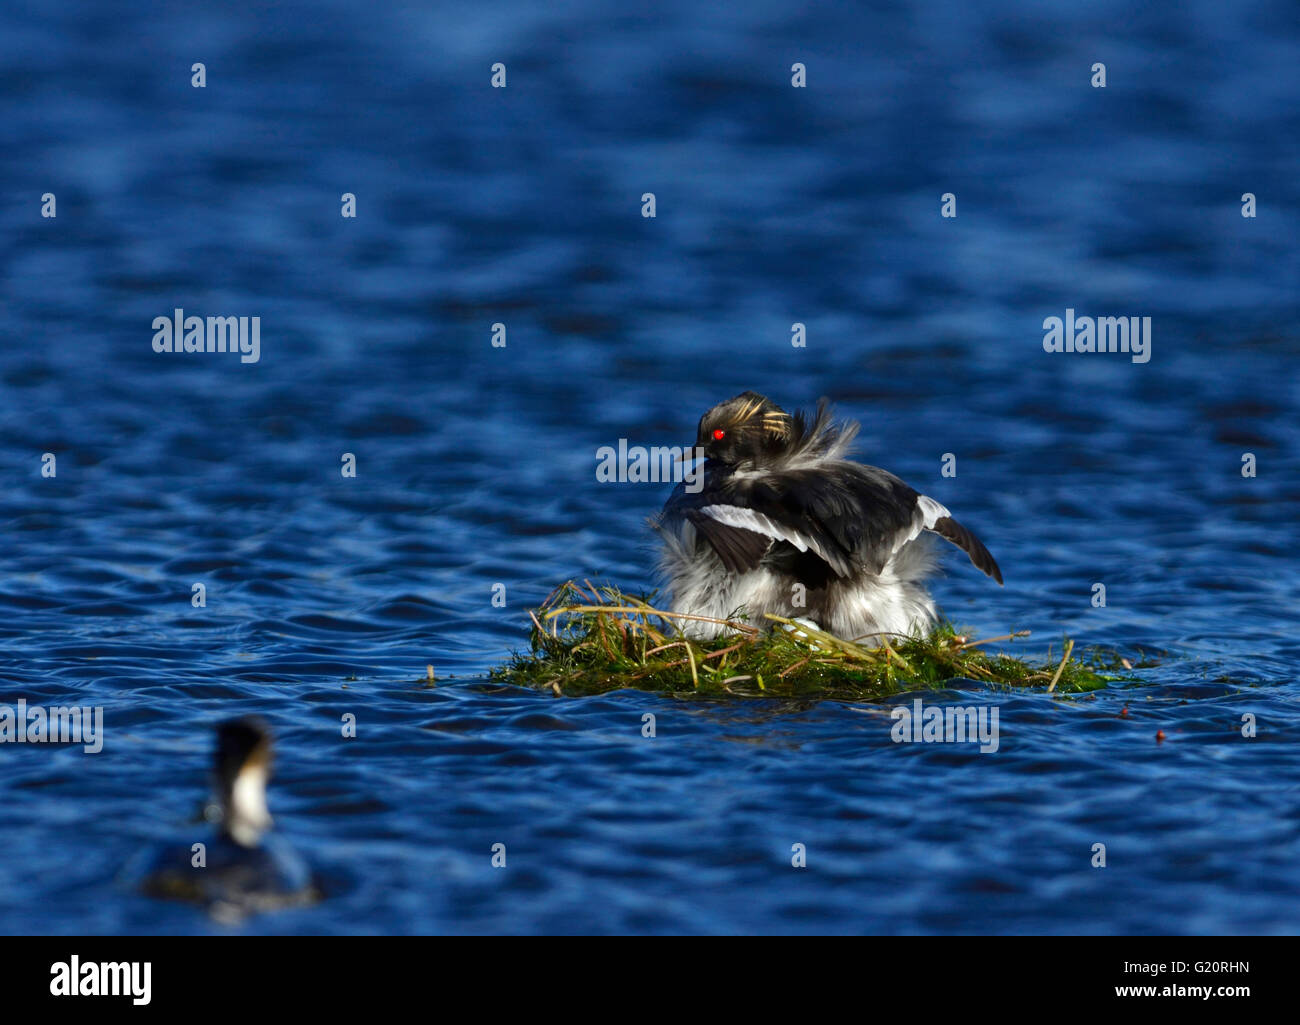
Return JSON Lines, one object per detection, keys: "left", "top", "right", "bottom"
{"left": 712, "top": 429, "right": 726, "bottom": 441}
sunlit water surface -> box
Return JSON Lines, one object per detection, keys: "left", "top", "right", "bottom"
{"left": 1, "top": 0, "right": 1298, "bottom": 933}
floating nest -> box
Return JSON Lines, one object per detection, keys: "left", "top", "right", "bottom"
{"left": 491, "top": 581, "right": 1123, "bottom": 700}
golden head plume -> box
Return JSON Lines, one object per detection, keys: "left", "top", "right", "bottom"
{"left": 726, "top": 395, "right": 793, "bottom": 441}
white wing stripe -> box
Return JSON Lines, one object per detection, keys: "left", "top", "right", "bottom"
{"left": 700, "top": 504, "right": 822, "bottom": 557}
{"left": 916, "top": 494, "right": 950, "bottom": 530}
{"left": 890, "top": 494, "right": 951, "bottom": 554}
{"left": 703, "top": 495, "right": 951, "bottom": 569}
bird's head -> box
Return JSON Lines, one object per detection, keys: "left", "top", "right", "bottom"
{"left": 695, "top": 391, "right": 795, "bottom": 467}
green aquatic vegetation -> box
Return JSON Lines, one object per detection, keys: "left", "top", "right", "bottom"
{"left": 491, "top": 581, "right": 1115, "bottom": 700}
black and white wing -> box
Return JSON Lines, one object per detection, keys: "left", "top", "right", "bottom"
{"left": 664, "top": 464, "right": 1003, "bottom": 584}
{"left": 660, "top": 472, "right": 776, "bottom": 575}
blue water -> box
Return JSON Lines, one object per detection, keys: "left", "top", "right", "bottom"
{"left": 1, "top": 0, "right": 1298, "bottom": 934}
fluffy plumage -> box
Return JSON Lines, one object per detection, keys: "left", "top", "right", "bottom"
{"left": 654, "top": 392, "right": 1002, "bottom": 642}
